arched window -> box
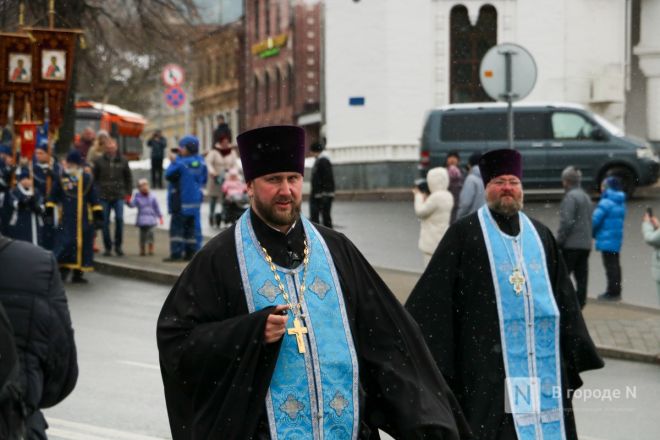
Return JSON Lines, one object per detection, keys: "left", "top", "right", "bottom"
{"left": 265, "top": 0, "right": 271, "bottom": 36}
{"left": 254, "top": 0, "right": 260, "bottom": 39}
{"left": 276, "top": 2, "right": 282, "bottom": 33}
{"left": 253, "top": 75, "right": 260, "bottom": 114}
{"left": 450, "top": 4, "right": 497, "bottom": 103}
{"left": 275, "top": 68, "right": 281, "bottom": 108}
{"left": 265, "top": 71, "right": 271, "bottom": 111}
{"left": 287, "top": 64, "right": 294, "bottom": 106}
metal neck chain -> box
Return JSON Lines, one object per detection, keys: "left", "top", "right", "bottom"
{"left": 260, "top": 239, "right": 310, "bottom": 319}
{"left": 488, "top": 211, "right": 527, "bottom": 295}
{"left": 489, "top": 211, "right": 522, "bottom": 266}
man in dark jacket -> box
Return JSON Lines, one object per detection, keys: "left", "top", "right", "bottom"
{"left": 93, "top": 138, "right": 133, "bottom": 256}
{"left": 557, "top": 166, "right": 593, "bottom": 308}
{"left": 0, "top": 233, "right": 78, "bottom": 439}
{"left": 309, "top": 141, "right": 335, "bottom": 228}
{"left": 147, "top": 130, "right": 167, "bottom": 189}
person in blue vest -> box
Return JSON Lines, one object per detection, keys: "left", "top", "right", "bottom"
{"left": 163, "top": 135, "right": 207, "bottom": 262}
{"left": 406, "top": 149, "right": 604, "bottom": 440}
{"left": 5, "top": 167, "right": 44, "bottom": 246}
{"left": 32, "top": 140, "right": 61, "bottom": 250}
{"left": 157, "top": 125, "right": 470, "bottom": 440}
{"left": 46, "top": 150, "right": 103, "bottom": 283}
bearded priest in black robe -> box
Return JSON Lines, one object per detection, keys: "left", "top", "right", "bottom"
{"left": 406, "top": 149, "right": 604, "bottom": 440}
{"left": 157, "top": 125, "right": 470, "bottom": 440}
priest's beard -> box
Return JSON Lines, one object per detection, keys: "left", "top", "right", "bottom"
{"left": 253, "top": 194, "right": 302, "bottom": 228}
{"left": 487, "top": 193, "right": 524, "bottom": 216}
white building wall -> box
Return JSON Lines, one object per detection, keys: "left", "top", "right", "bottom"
{"left": 325, "top": 0, "right": 432, "bottom": 163}
{"left": 325, "top": 0, "right": 635, "bottom": 166}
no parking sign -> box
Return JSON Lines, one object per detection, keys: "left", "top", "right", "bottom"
{"left": 164, "top": 86, "right": 186, "bottom": 109}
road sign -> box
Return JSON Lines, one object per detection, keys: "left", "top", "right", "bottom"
{"left": 164, "top": 86, "right": 185, "bottom": 109}
{"left": 480, "top": 43, "right": 537, "bottom": 102}
{"left": 162, "top": 64, "right": 185, "bottom": 87}
{"left": 480, "top": 43, "right": 537, "bottom": 149}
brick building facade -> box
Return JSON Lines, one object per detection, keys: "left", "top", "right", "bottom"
{"left": 244, "top": 0, "right": 321, "bottom": 147}
{"left": 191, "top": 20, "right": 244, "bottom": 152}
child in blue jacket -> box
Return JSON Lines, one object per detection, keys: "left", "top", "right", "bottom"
{"left": 592, "top": 176, "right": 626, "bottom": 301}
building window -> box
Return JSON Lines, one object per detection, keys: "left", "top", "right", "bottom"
{"left": 276, "top": 1, "right": 282, "bottom": 33}
{"left": 254, "top": 0, "right": 260, "bottom": 39}
{"left": 265, "top": 71, "right": 271, "bottom": 111}
{"left": 275, "top": 68, "right": 281, "bottom": 108}
{"left": 307, "top": 31, "right": 315, "bottom": 38}
{"left": 217, "top": 58, "right": 223, "bottom": 84}
{"left": 265, "top": 0, "right": 271, "bottom": 36}
{"left": 450, "top": 4, "right": 497, "bottom": 103}
{"left": 253, "top": 76, "right": 259, "bottom": 114}
{"left": 288, "top": 64, "right": 294, "bottom": 106}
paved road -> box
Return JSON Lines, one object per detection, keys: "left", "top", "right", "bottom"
{"left": 125, "top": 189, "right": 660, "bottom": 309}
{"left": 43, "top": 274, "right": 659, "bottom": 440}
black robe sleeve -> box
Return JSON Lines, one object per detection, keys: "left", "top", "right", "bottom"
{"left": 320, "top": 229, "right": 471, "bottom": 440}
{"left": 157, "top": 231, "right": 283, "bottom": 440}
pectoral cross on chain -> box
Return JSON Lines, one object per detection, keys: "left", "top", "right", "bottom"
{"left": 288, "top": 318, "right": 308, "bottom": 354}
{"left": 509, "top": 268, "right": 525, "bottom": 296}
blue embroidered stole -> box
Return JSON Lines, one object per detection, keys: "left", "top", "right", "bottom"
{"left": 478, "top": 207, "right": 565, "bottom": 440}
{"left": 235, "top": 212, "right": 359, "bottom": 440}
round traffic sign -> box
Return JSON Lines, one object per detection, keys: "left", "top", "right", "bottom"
{"left": 480, "top": 43, "right": 537, "bottom": 102}
{"left": 164, "top": 86, "right": 186, "bottom": 109}
{"left": 162, "top": 64, "right": 185, "bottom": 87}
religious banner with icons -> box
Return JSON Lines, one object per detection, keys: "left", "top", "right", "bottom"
{"left": 25, "top": 27, "right": 81, "bottom": 128}
{"left": 0, "top": 32, "right": 34, "bottom": 126}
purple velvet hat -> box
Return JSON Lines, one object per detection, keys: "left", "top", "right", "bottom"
{"left": 479, "top": 148, "right": 523, "bottom": 186}
{"left": 237, "top": 125, "right": 305, "bottom": 181}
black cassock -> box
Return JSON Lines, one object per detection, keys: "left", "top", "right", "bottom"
{"left": 405, "top": 210, "right": 604, "bottom": 440}
{"left": 157, "top": 210, "right": 471, "bottom": 440}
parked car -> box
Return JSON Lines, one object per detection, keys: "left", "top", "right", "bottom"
{"left": 419, "top": 102, "right": 660, "bottom": 196}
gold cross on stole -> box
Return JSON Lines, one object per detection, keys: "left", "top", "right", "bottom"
{"left": 288, "top": 318, "right": 308, "bottom": 353}
{"left": 509, "top": 268, "right": 525, "bottom": 296}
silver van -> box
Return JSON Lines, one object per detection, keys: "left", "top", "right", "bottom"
{"left": 419, "top": 102, "right": 659, "bottom": 195}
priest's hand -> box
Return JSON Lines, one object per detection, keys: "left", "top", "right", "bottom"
{"left": 264, "top": 305, "right": 290, "bottom": 344}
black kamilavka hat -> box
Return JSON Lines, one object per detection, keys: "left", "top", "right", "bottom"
{"left": 237, "top": 125, "right": 306, "bottom": 181}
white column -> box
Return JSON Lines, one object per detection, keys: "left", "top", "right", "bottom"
{"left": 634, "top": 0, "right": 660, "bottom": 141}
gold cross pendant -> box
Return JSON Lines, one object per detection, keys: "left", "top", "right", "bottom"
{"left": 509, "top": 268, "right": 525, "bottom": 296}
{"left": 287, "top": 317, "right": 308, "bottom": 354}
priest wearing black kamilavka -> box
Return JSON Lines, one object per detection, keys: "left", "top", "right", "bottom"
{"left": 406, "top": 149, "right": 604, "bottom": 440}
{"left": 157, "top": 125, "right": 471, "bottom": 440}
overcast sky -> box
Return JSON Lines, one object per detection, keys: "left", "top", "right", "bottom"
{"left": 195, "top": 0, "right": 243, "bottom": 25}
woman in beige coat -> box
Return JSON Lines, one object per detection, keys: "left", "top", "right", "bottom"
{"left": 413, "top": 166, "right": 453, "bottom": 267}
{"left": 205, "top": 135, "right": 238, "bottom": 227}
